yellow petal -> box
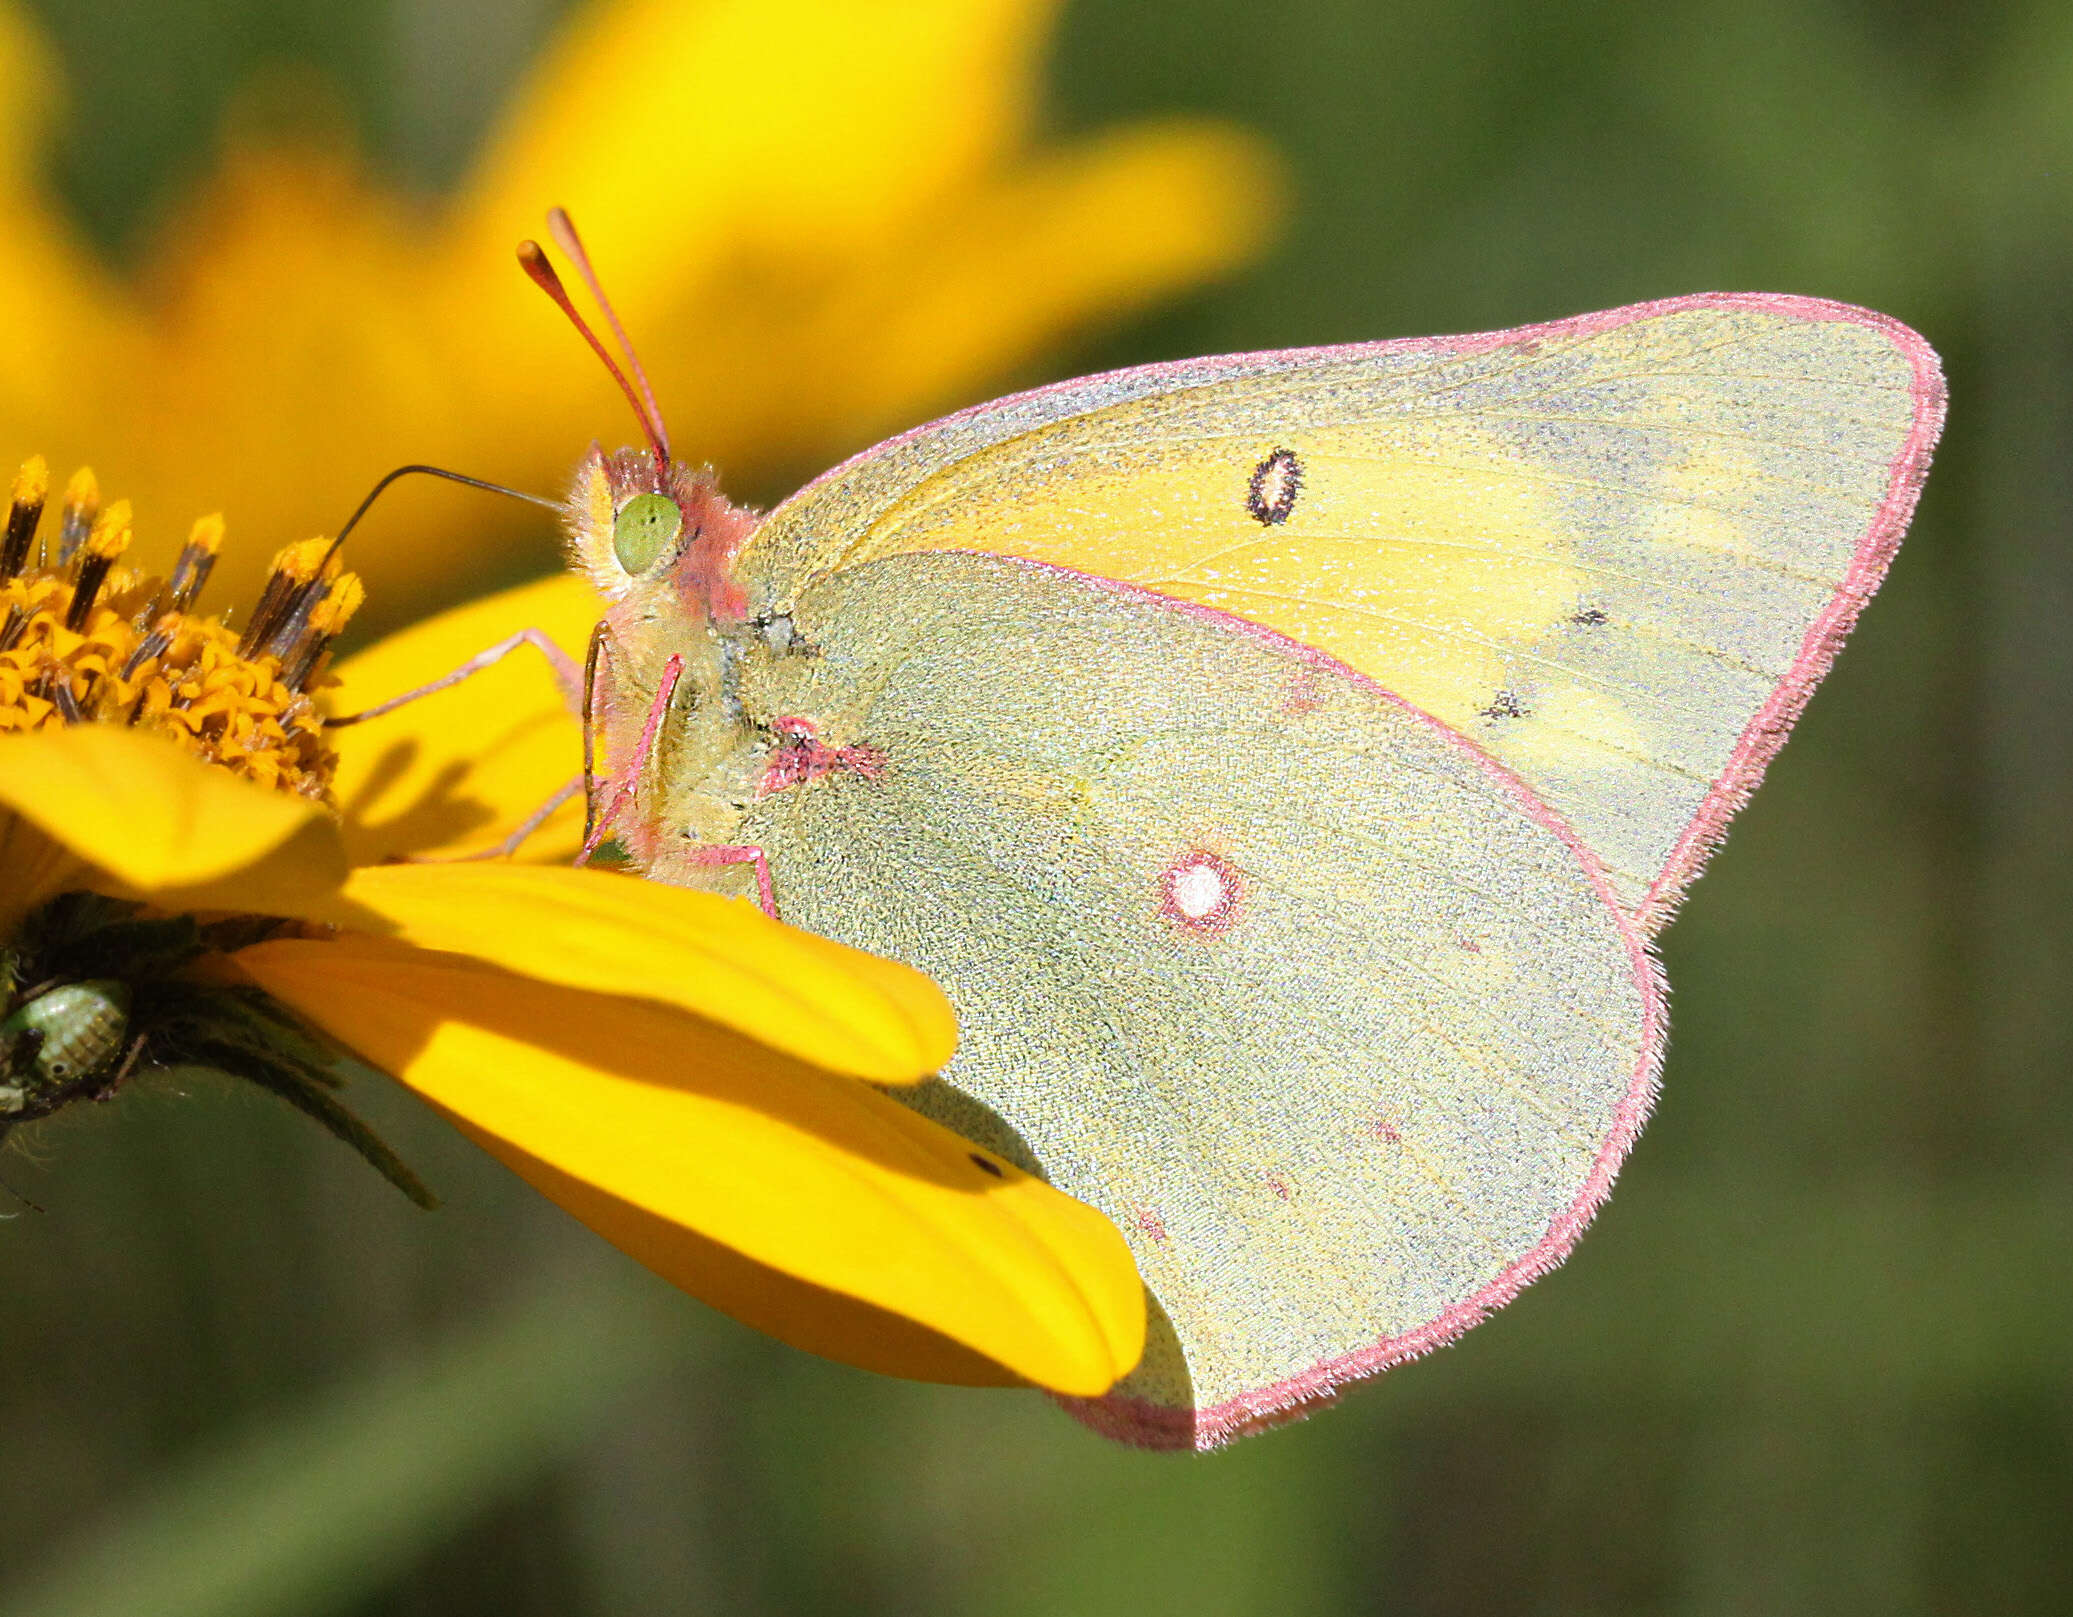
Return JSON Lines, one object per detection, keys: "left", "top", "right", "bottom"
{"left": 295, "top": 862, "right": 956, "bottom": 1083}
{"left": 235, "top": 934, "right": 1145, "bottom": 1394}
{"left": 762, "top": 121, "right": 1276, "bottom": 447}
{"left": 638, "top": 120, "right": 1285, "bottom": 474}
{"left": 329, "top": 572, "right": 599, "bottom": 864}
{"left": 0, "top": 809, "right": 91, "bottom": 938}
{"left": 0, "top": 726, "right": 348, "bottom": 911}
{"left": 417, "top": 0, "right": 1081, "bottom": 539}
{"left": 0, "top": 4, "right": 143, "bottom": 452}
{"left": 450, "top": 0, "right": 1055, "bottom": 299}
{"left": 113, "top": 133, "right": 460, "bottom": 604}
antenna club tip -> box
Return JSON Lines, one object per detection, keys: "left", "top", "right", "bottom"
{"left": 516, "top": 241, "right": 568, "bottom": 298}
{"left": 520, "top": 210, "right": 673, "bottom": 470}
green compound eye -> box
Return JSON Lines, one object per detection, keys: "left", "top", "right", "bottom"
{"left": 611, "top": 492, "right": 683, "bottom": 574}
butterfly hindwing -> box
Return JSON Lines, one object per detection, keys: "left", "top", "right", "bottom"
{"left": 726, "top": 551, "right": 1660, "bottom": 1447}
{"left": 736, "top": 294, "right": 1943, "bottom": 925}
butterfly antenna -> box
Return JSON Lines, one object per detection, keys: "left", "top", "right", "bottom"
{"left": 518, "top": 238, "right": 671, "bottom": 470}
{"left": 315, "top": 465, "right": 560, "bottom": 578}
{"left": 547, "top": 208, "right": 672, "bottom": 466}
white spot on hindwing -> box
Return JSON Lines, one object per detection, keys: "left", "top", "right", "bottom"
{"left": 1160, "top": 849, "right": 1240, "bottom": 934}
{"left": 1172, "top": 863, "right": 1224, "bottom": 919}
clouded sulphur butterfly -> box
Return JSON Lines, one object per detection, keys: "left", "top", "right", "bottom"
{"left": 530, "top": 222, "right": 1943, "bottom": 1448}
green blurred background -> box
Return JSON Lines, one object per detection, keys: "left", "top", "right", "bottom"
{"left": 5, "top": 0, "right": 2071, "bottom": 1611}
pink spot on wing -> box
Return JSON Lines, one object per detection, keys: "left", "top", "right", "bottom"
{"left": 756, "top": 716, "right": 888, "bottom": 799}
{"left": 1280, "top": 671, "right": 1326, "bottom": 717}
{"left": 1370, "top": 1117, "right": 1403, "bottom": 1145}
{"left": 1133, "top": 1208, "right": 1169, "bottom": 1244}
{"left": 1265, "top": 1173, "right": 1293, "bottom": 1202}
{"left": 1158, "top": 849, "right": 1242, "bottom": 935}
{"left": 1459, "top": 937, "right": 1482, "bottom": 955}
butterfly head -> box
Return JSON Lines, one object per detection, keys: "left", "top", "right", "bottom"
{"left": 566, "top": 445, "right": 757, "bottom": 623}
{"left": 521, "top": 210, "right": 760, "bottom": 623}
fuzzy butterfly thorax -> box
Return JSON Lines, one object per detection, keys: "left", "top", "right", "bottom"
{"left": 569, "top": 445, "right": 843, "bottom": 886}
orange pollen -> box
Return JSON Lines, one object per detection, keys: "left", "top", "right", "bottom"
{"left": 0, "top": 459, "right": 353, "bottom": 803}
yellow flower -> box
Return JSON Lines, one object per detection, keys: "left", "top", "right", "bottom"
{"left": 0, "top": 0, "right": 1279, "bottom": 613}
{"left": 0, "top": 461, "right": 1145, "bottom": 1396}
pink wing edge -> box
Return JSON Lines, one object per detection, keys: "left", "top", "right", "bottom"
{"left": 777, "top": 292, "right": 1940, "bottom": 1451}
{"left": 1622, "top": 298, "right": 1947, "bottom": 933}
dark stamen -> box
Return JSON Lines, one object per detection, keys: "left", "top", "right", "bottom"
{"left": 279, "top": 611, "right": 333, "bottom": 690}
{"left": 168, "top": 552, "right": 215, "bottom": 612}
{"left": 167, "top": 518, "right": 224, "bottom": 614}
{"left": 1, "top": 492, "right": 42, "bottom": 583}
{"left": 237, "top": 573, "right": 293, "bottom": 658}
{"left": 121, "top": 625, "right": 173, "bottom": 681}
{"left": 279, "top": 640, "right": 324, "bottom": 692}
{"left": 64, "top": 553, "right": 114, "bottom": 632}
{"left": 281, "top": 575, "right": 361, "bottom": 692}
{"left": 237, "top": 541, "right": 328, "bottom": 659}
{"left": 50, "top": 671, "right": 83, "bottom": 723}
{"left": 262, "top": 584, "right": 324, "bottom": 661}
{"left": 57, "top": 487, "right": 97, "bottom": 567}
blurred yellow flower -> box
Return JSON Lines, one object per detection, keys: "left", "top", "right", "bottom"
{"left": 0, "top": 463, "right": 1146, "bottom": 1397}
{"left": 0, "top": 0, "right": 1279, "bottom": 615}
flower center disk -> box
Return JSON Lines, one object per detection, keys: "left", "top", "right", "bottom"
{"left": 0, "top": 456, "right": 357, "bottom": 801}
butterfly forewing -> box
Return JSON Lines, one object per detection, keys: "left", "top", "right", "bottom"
{"left": 737, "top": 295, "right": 1943, "bottom": 926}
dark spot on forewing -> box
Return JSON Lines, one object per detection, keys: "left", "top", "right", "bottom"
{"left": 1572, "top": 606, "right": 1609, "bottom": 627}
{"left": 1481, "top": 690, "right": 1529, "bottom": 720}
{"left": 1247, "top": 448, "right": 1302, "bottom": 525}
{"left": 968, "top": 1152, "right": 1005, "bottom": 1178}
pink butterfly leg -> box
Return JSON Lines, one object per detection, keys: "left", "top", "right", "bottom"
{"left": 577, "top": 653, "right": 682, "bottom": 866}
{"left": 326, "top": 627, "right": 588, "bottom": 862}
{"left": 324, "top": 628, "right": 585, "bottom": 726}
{"left": 680, "top": 843, "right": 778, "bottom": 919}
{"left": 409, "top": 774, "right": 586, "bottom": 863}
{"left": 572, "top": 658, "right": 777, "bottom": 914}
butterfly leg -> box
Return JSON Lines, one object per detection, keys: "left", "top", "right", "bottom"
{"left": 400, "top": 773, "right": 586, "bottom": 864}
{"left": 576, "top": 653, "right": 683, "bottom": 866}
{"left": 325, "top": 628, "right": 584, "bottom": 726}
{"left": 680, "top": 844, "right": 778, "bottom": 919}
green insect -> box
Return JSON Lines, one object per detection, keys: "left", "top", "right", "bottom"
{"left": 0, "top": 978, "right": 133, "bottom": 1119}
